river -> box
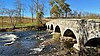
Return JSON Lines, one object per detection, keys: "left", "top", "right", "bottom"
{"left": 0, "top": 30, "right": 54, "bottom": 56}
{"left": 0, "top": 30, "right": 98, "bottom": 56}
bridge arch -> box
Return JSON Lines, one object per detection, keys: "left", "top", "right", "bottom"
{"left": 85, "top": 38, "right": 100, "bottom": 47}
{"left": 63, "top": 29, "right": 76, "bottom": 39}
{"left": 50, "top": 24, "right": 53, "bottom": 30}
{"left": 55, "top": 25, "right": 61, "bottom": 33}
{"left": 45, "top": 25, "right": 47, "bottom": 29}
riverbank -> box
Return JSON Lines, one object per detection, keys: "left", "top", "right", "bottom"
{"left": 38, "top": 33, "right": 79, "bottom": 56}
{"left": 0, "top": 26, "right": 35, "bottom": 32}
{"left": 0, "top": 24, "right": 47, "bottom": 32}
{"left": 38, "top": 32, "right": 100, "bottom": 56}
{"left": 0, "top": 16, "right": 48, "bottom": 32}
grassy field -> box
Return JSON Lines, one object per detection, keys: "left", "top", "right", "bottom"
{"left": 0, "top": 16, "right": 49, "bottom": 29}
{"left": 0, "top": 16, "right": 37, "bottom": 28}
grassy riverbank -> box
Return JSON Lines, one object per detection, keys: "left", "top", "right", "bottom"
{"left": 0, "top": 16, "right": 48, "bottom": 32}
{"left": 0, "top": 16, "right": 48, "bottom": 27}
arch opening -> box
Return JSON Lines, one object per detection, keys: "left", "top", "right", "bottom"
{"left": 85, "top": 38, "right": 100, "bottom": 47}
{"left": 63, "top": 29, "right": 76, "bottom": 39}
{"left": 55, "top": 25, "right": 61, "bottom": 33}
{"left": 45, "top": 25, "right": 47, "bottom": 29}
{"left": 50, "top": 24, "right": 53, "bottom": 30}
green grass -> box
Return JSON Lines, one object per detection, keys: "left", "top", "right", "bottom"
{"left": 15, "top": 23, "right": 33, "bottom": 27}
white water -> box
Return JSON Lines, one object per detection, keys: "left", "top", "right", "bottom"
{"left": 31, "top": 45, "right": 45, "bottom": 52}
{"left": 30, "top": 45, "right": 45, "bottom": 54}
{"left": 0, "top": 34, "right": 19, "bottom": 44}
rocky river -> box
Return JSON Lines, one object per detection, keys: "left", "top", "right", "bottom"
{"left": 0, "top": 30, "right": 55, "bottom": 56}
{"left": 0, "top": 30, "right": 99, "bottom": 56}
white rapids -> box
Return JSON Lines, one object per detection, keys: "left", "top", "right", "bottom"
{"left": 31, "top": 45, "right": 45, "bottom": 52}
{"left": 30, "top": 45, "right": 45, "bottom": 54}
{"left": 0, "top": 34, "right": 19, "bottom": 46}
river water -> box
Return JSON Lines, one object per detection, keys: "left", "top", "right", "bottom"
{"left": 0, "top": 30, "right": 53, "bottom": 56}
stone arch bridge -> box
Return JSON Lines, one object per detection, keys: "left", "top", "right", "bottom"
{"left": 46, "top": 19, "right": 100, "bottom": 50}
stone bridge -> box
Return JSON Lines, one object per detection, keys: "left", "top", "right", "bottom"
{"left": 46, "top": 19, "right": 100, "bottom": 50}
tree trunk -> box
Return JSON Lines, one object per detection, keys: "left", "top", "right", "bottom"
{"left": 32, "top": 13, "right": 33, "bottom": 22}
{"left": 2, "top": 16, "right": 3, "bottom": 29}
{"left": 66, "top": 12, "right": 68, "bottom": 18}
{"left": 10, "top": 16, "right": 15, "bottom": 29}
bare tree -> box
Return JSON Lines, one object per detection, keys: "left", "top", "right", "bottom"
{"left": 6, "top": 9, "right": 16, "bottom": 28}
{"left": 15, "top": 0, "right": 23, "bottom": 27}
{"left": 30, "top": 0, "right": 44, "bottom": 27}
{"left": 29, "top": 0, "right": 35, "bottom": 22}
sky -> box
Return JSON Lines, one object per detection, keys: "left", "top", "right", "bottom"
{"left": 1, "top": 0, "right": 100, "bottom": 17}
